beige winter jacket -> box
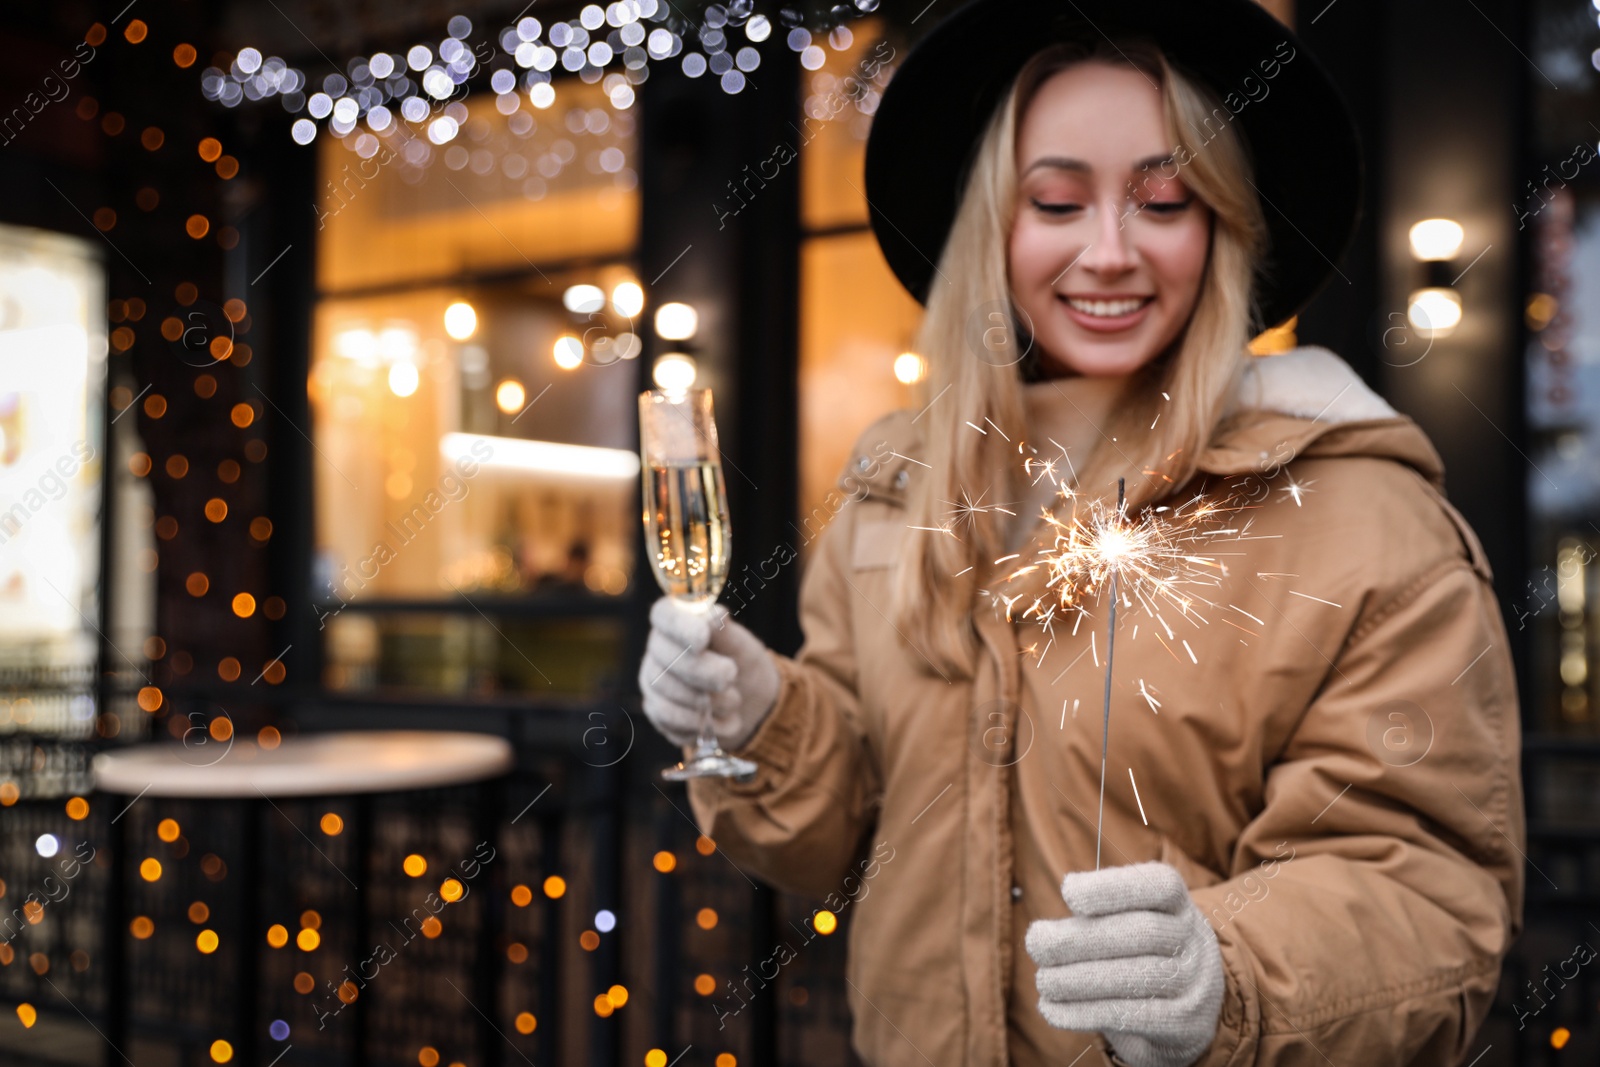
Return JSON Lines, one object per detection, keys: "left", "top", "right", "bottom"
{"left": 686, "top": 348, "right": 1525, "bottom": 1066}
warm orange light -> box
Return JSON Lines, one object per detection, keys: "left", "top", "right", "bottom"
{"left": 515, "top": 1012, "right": 537, "bottom": 1034}
{"left": 209, "top": 718, "right": 232, "bottom": 742}
{"left": 205, "top": 498, "right": 229, "bottom": 522}
{"left": 258, "top": 726, "right": 282, "bottom": 749}
{"left": 579, "top": 930, "right": 600, "bottom": 951}
{"left": 16, "top": 1004, "right": 36, "bottom": 1028}
{"left": 124, "top": 19, "right": 148, "bottom": 43}
{"left": 173, "top": 44, "right": 197, "bottom": 67}
{"left": 593, "top": 994, "right": 614, "bottom": 1018}
{"left": 293, "top": 972, "right": 315, "bottom": 994}
{"left": 495, "top": 379, "right": 526, "bottom": 414}
{"left": 337, "top": 980, "right": 359, "bottom": 1004}
{"left": 695, "top": 835, "right": 716, "bottom": 856}
{"left": 403, "top": 854, "right": 427, "bottom": 877}
{"left": 607, "top": 984, "right": 629, "bottom": 1007}
{"left": 296, "top": 928, "right": 320, "bottom": 952}
{"left": 694, "top": 973, "right": 716, "bottom": 996}
{"left": 510, "top": 883, "right": 532, "bottom": 906}
{"left": 1551, "top": 1027, "right": 1571, "bottom": 1050}
{"left": 230, "top": 402, "right": 254, "bottom": 428}
{"left": 813, "top": 910, "right": 837, "bottom": 935}
{"left": 507, "top": 942, "right": 529, "bottom": 963}
{"left": 645, "top": 1051, "right": 667, "bottom": 1067}
{"left": 65, "top": 797, "right": 89, "bottom": 820}
{"left": 439, "top": 878, "right": 464, "bottom": 902}
{"left": 233, "top": 592, "right": 256, "bottom": 617}
{"left": 266, "top": 924, "right": 289, "bottom": 948}
{"left": 250, "top": 517, "right": 273, "bottom": 541}
{"left": 137, "top": 686, "right": 163, "bottom": 712}
{"left": 715, "top": 1055, "right": 736, "bottom": 1067}
{"left": 198, "top": 138, "right": 222, "bottom": 162}
{"left": 145, "top": 394, "right": 167, "bottom": 418}
{"left": 140, "top": 858, "right": 162, "bottom": 882}
{"left": 210, "top": 1040, "right": 233, "bottom": 1064}
{"left": 186, "top": 215, "right": 211, "bottom": 239}
{"left": 319, "top": 812, "right": 343, "bottom": 836}
{"left": 696, "top": 908, "right": 718, "bottom": 930}
{"left": 418, "top": 1048, "right": 440, "bottom": 1067}
{"left": 157, "top": 818, "right": 181, "bottom": 842}
{"left": 218, "top": 658, "right": 241, "bottom": 682}
{"left": 653, "top": 851, "right": 677, "bottom": 873}
{"left": 421, "top": 917, "right": 442, "bottom": 939}
{"left": 185, "top": 573, "right": 209, "bottom": 596}
{"left": 301, "top": 910, "right": 321, "bottom": 930}
{"left": 130, "top": 916, "right": 155, "bottom": 939}
{"left": 543, "top": 875, "right": 566, "bottom": 899}
{"left": 196, "top": 930, "right": 220, "bottom": 954}
{"left": 188, "top": 902, "right": 210, "bottom": 923}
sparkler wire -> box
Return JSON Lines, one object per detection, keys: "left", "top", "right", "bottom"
{"left": 1095, "top": 477, "right": 1125, "bottom": 872}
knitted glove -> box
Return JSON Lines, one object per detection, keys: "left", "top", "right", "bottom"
{"left": 638, "top": 597, "right": 780, "bottom": 752}
{"left": 1026, "top": 861, "right": 1225, "bottom": 1067}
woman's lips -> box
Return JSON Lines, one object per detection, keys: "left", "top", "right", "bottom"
{"left": 1058, "top": 294, "right": 1155, "bottom": 333}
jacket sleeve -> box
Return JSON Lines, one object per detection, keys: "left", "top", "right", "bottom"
{"left": 683, "top": 461, "right": 885, "bottom": 900}
{"left": 1189, "top": 543, "right": 1525, "bottom": 1065}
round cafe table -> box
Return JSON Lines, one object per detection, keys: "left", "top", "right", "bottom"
{"left": 93, "top": 730, "right": 514, "bottom": 797}
{"left": 92, "top": 730, "right": 515, "bottom": 1067}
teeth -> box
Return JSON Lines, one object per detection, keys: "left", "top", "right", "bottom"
{"left": 1065, "top": 297, "right": 1148, "bottom": 317}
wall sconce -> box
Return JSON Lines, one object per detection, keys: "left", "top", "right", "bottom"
{"left": 653, "top": 352, "right": 697, "bottom": 393}
{"left": 1406, "top": 218, "right": 1465, "bottom": 338}
{"left": 654, "top": 302, "right": 699, "bottom": 341}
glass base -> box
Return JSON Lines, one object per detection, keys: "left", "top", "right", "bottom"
{"left": 662, "top": 749, "right": 758, "bottom": 782}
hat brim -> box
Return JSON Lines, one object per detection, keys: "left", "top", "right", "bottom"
{"left": 863, "top": 0, "right": 1363, "bottom": 330}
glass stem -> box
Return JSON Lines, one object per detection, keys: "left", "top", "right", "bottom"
{"left": 694, "top": 701, "right": 720, "bottom": 756}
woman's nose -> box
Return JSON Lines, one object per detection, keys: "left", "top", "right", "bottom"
{"left": 1075, "top": 197, "right": 1138, "bottom": 276}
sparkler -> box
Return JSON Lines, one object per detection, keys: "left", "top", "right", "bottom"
{"left": 996, "top": 474, "right": 1242, "bottom": 869}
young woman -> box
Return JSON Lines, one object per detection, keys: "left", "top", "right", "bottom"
{"left": 639, "top": 1, "right": 1524, "bottom": 1064}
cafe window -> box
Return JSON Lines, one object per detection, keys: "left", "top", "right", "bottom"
{"left": 310, "top": 79, "right": 643, "bottom": 698}
{"left": 796, "top": 19, "right": 924, "bottom": 556}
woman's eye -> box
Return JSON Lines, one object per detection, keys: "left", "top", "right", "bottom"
{"left": 1030, "top": 198, "right": 1081, "bottom": 216}
{"left": 1141, "top": 198, "right": 1194, "bottom": 215}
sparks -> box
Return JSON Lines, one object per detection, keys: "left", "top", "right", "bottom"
{"left": 1278, "top": 474, "right": 1315, "bottom": 506}
{"left": 996, "top": 485, "right": 1238, "bottom": 634}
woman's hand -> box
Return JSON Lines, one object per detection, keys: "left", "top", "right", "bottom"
{"left": 1025, "top": 861, "right": 1224, "bottom": 1067}
{"left": 637, "top": 597, "right": 781, "bottom": 752}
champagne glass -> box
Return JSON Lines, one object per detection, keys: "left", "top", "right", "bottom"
{"left": 639, "top": 387, "right": 758, "bottom": 781}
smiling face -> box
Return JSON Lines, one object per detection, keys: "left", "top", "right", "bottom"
{"left": 1009, "top": 61, "right": 1213, "bottom": 378}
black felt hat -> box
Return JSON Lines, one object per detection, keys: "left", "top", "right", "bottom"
{"left": 863, "top": 0, "right": 1362, "bottom": 330}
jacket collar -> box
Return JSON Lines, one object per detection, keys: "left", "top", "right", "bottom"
{"left": 844, "top": 347, "right": 1446, "bottom": 506}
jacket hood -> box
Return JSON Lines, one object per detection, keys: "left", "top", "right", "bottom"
{"left": 1200, "top": 345, "right": 1446, "bottom": 491}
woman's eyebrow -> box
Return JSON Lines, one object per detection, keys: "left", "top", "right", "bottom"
{"left": 1021, "top": 153, "right": 1176, "bottom": 177}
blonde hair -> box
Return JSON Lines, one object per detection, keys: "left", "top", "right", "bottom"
{"left": 889, "top": 36, "right": 1270, "bottom": 680}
